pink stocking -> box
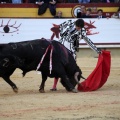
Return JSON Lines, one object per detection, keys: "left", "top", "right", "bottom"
{"left": 52, "top": 78, "right": 59, "bottom": 89}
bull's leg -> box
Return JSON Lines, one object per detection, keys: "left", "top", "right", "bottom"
{"left": 2, "top": 76, "right": 18, "bottom": 93}
{"left": 0, "top": 57, "right": 18, "bottom": 92}
{"left": 39, "top": 73, "right": 47, "bottom": 93}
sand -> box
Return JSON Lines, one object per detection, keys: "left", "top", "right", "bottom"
{"left": 0, "top": 56, "right": 120, "bottom": 120}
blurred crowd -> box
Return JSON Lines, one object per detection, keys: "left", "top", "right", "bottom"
{"left": 0, "top": 0, "right": 120, "bottom": 4}
{"left": 0, "top": 0, "right": 119, "bottom": 19}
{"left": 76, "top": 6, "right": 120, "bottom": 18}
{"left": 54, "top": 5, "right": 120, "bottom": 19}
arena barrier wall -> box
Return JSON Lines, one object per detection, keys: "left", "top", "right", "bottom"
{"left": 0, "top": 18, "right": 120, "bottom": 48}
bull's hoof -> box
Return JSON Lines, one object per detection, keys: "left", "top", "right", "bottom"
{"left": 72, "top": 89, "right": 78, "bottom": 93}
{"left": 39, "top": 89, "right": 45, "bottom": 93}
{"left": 12, "top": 87, "right": 18, "bottom": 93}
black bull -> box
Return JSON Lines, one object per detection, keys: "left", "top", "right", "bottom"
{"left": 0, "top": 39, "right": 83, "bottom": 93}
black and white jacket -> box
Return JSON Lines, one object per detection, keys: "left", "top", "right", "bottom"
{"left": 58, "top": 20, "right": 100, "bottom": 59}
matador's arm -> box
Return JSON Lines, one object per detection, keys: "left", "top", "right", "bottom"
{"left": 83, "top": 36, "right": 101, "bottom": 54}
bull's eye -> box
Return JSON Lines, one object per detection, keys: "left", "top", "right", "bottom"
{"left": 0, "top": 19, "right": 21, "bottom": 35}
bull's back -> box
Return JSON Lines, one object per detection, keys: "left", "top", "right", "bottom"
{"left": 0, "top": 39, "right": 50, "bottom": 56}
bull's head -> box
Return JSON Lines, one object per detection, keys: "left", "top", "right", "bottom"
{"left": 60, "top": 66, "right": 85, "bottom": 91}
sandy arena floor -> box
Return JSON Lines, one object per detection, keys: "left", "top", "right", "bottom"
{"left": 0, "top": 56, "right": 120, "bottom": 120}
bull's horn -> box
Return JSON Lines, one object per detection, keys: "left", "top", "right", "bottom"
{"left": 81, "top": 75, "right": 86, "bottom": 80}
{"left": 74, "top": 72, "right": 79, "bottom": 84}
